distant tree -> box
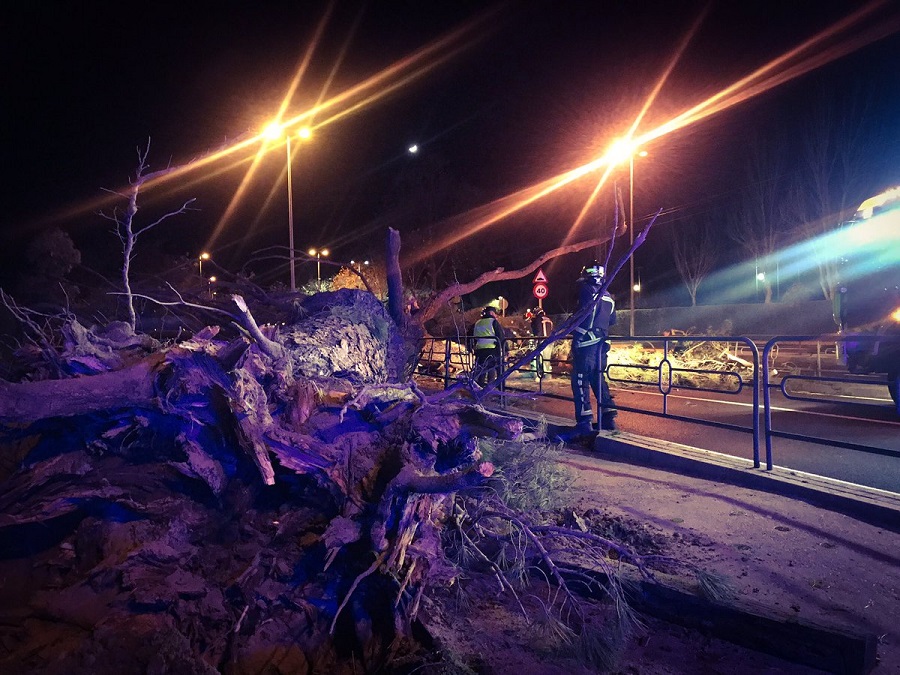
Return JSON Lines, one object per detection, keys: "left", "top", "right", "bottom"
{"left": 671, "top": 219, "right": 716, "bottom": 306}
{"left": 25, "top": 227, "right": 82, "bottom": 280}
{"left": 727, "top": 138, "right": 785, "bottom": 303}
{"left": 787, "top": 83, "right": 880, "bottom": 301}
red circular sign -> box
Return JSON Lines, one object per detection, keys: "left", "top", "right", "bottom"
{"left": 532, "top": 282, "right": 548, "bottom": 299}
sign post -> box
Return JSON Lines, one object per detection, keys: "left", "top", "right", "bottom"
{"left": 532, "top": 268, "right": 548, "bottom": 309}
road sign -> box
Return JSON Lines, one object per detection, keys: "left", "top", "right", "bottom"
{"left": 533, "top": 269, "right": 547, "bottom": 284}
{"left": 532, "top": 282, "right": 548, "bottom": 299}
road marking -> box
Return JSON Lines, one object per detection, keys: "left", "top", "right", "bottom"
{"left": 615, "top": 388, "right": 900, "bottom": 426}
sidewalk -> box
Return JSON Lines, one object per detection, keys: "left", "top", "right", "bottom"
{"left": 553, "top": 448, "right": 900, "bottom": 673}
{"left": 515, "top": 409, "right": 900, "bottom": 534}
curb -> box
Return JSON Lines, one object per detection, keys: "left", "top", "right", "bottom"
{"left": 590, "top": 430, "right": 900, "bottom": 534}
{"left": 507, "top": 409, "right": 900, "bottom": 534}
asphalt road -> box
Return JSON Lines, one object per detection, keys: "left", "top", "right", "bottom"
{"left": 494, "top": 373, "right": 900, "bottom": 494}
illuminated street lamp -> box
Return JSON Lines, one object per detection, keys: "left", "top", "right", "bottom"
{"left": 350, "top": 259, "right": 369, "bottom": 274}
{"left": 309, "top": 247, "right": 329, "bottom": 282}
{"left": 263, "top": 122, "right": 313, "bottom": 292}
{"left": 198, "top": 252, "right": 210, "bottom": 278}
{"left": 608, "top": 138, "right": 648, "bottom": 336}
{"left": 208, "top": 275, "right": 217, "bottom": 299}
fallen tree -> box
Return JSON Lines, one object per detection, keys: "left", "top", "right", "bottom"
{"left": 0, "top": 285, "right": 673, "bottom": 672}
{"left": 0, "top": 185, "right": 702, "bottom": 672}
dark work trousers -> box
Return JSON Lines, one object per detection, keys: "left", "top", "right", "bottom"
{"left": 474, "top": 347, "right": 503, "bottom": 387}
{"left": 571, "top": 341, "right": 615, "bottom": 427}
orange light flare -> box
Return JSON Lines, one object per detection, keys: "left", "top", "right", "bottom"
{"left": 560, "top": 7, "right": 709, "bottom": 247}
{"left": 204, "top": 6, "right": 500, "bottom": 250}
{"left": 405, "top": 159, "right": 614, "bottom": 267}
{"left": 638, "top": 0, "right": 899, "bottom": 147}
{"left": 413, "top": 0, "right": 899, "bottom": 265}
{"left": 33, "top": 6, "right": 499, "bottom": 241}
{"left": 206, "top": 4, "right": 335, "bottom": 251}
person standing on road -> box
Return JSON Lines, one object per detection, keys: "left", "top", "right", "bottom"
{"left": 571, "top": 262, "right": 617, "bottom": 433}
{"left": 527, "top": 307, "right": 554, "bottom": 377}
{"left": 472, "top": 306, "right": 506, "bottom": 387}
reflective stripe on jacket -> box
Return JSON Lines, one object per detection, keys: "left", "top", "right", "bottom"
{"left": 473, "top": 318, "right": 500, "bottom": 350}
{"left": 573, "top": 293, "right": 615, "bottom": 348}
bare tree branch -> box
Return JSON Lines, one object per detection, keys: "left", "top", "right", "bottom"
{"left": 420, "top": 235, "right": 619, "bottom": 324}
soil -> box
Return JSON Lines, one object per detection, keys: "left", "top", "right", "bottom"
{"left": 424, "top": 449, "right": 900, "bottom": 674}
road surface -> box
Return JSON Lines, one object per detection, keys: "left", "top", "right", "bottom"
{"left": 491, "top": 373, "right": 900, "bottom": 494}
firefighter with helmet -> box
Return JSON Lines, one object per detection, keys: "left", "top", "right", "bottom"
{"left": 471, "top": 305, "right": 505, "bottom": 387}
{"left": 526, "top": 306, "right": 554, "bottom": 377}
{"left": 571, "top": 261, "right": 617, "bottom": 433}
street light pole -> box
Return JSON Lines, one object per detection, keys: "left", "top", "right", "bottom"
{"left": 286, "top": 134, "right": 296, "bottom": 292}
{"left": 264, "top": 122, "right": 313, "bottom": 293}
{"left": 607, "top": 138, "right": 648, "bottom": 336}
{"left": 629, "top": 155, "right": 635, "bottom": 337}
{"left": 309, "top": 248, "right": 329, "bottom": 283}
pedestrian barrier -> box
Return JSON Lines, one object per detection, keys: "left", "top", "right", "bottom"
{"left": 604, "top": 335, "right": 761, "bottom": 467}
{"left": 761, "top": 334, "right": 900, "bottom": 470}
{"left": 415, "top": 334, "right": 898, "bottom": 473}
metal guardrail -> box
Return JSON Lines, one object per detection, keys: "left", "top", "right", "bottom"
{"left": 416, "top": 333, "right": 898, "bottom": 472}
{"left": 605, "top": 336, "right": 761, "bottom": 467}
{"left": 762, "top": 334, "right": 900, "bottom": 469}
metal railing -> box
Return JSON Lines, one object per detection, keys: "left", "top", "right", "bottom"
{"left": 762, "top": 334, "right": 900, "bottom": 469}
{"left": 416, "top": 333, "right": 898, "bottom": 473}
{"left": 605, "top": 335, "right": 761, "bottom": 467}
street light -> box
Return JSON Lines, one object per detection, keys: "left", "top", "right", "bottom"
{"left": 350, "top": 259, "right": 369, "bottom": 274}
{"left": 207, "top": 275, "right": 217, "bottom": 299}
{"left": 198, "top": 252, "right": 210, "bottom": 278}
{"left": 309, "top": 247, "right": 329, "bottom": 282}
{"left": 608, "top": 138, "right": 648, "bottom": 336}
{"left": 263, "top": 121, "right": 313, "bottom": 292}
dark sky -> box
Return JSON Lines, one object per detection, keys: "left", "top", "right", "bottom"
{"left": 2, "top": 1, "right": 899, "bottom": 304}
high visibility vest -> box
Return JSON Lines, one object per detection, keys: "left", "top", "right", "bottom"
{"left": 473, "top": 318, "right": 499, "bottom": 350}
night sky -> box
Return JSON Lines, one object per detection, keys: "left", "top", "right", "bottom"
{"left": 3, "top": 0, "right": 899, "bottom": 309}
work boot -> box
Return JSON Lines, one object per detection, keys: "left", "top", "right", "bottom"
{"left": 600, "top": 413, "right": 617, "bottom": 431}
{"left": 554, "top": 421, "right": 594, "bottom": 444}
{"left": 573, "top": 420, "right": 594, "bottom": 435}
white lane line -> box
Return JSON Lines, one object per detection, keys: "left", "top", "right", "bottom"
{"left": 614, "top": 388, "right": 900, "bottom": 426}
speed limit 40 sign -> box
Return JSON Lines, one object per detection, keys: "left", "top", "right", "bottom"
{"left": 532, "top": 282, "right": 548, "bottom": 299}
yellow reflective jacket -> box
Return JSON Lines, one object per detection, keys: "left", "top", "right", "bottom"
{"left": 473, "top": 317, "right": 502, "bottom": 351}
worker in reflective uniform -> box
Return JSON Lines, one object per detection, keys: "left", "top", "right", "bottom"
{"left": 526, "top": 307, "right": 554, "bottom": 377}
{"left": 471, "top": 306, "right": 505, "bottom": 386}
{"left": 571, "top": 262, "right": 617, "bottom": 433}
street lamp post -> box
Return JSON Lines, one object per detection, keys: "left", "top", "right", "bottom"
{"left": 632, "top": 271, "right": 642, "bottom": 309}
{"left": 350, "top": 259, "right": 369, "bottom": 274}
{"left": 627, "top": 150, "right": 648, "bottom": 337}
{"left": 309, "top": 248, "right": 329, "bottom": 283}
{"left": 198, "top": 252, "right": 210, "bottom": 279}
{"left": 629, "top": 155, "right": 635, "bottom": 336}
{"left": 286, "top": 134, "right": 296, "bottom": 292}
{"left": 263, "top": 123, "right": 312, "bottom": 293}
{"left": 607, "top": 138, "right": 647, "bottom": 337}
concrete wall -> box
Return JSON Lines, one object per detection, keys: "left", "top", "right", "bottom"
{"left": 610, "top": 300, "right": 836, "bottom": 337}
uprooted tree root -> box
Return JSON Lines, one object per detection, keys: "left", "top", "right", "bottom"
{"left": 0, "top": 285, "right": 730, "bottom": 674}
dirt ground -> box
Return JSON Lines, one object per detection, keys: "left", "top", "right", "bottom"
{"left": 426, "top": 450, "right": 900, "bottom": 674}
